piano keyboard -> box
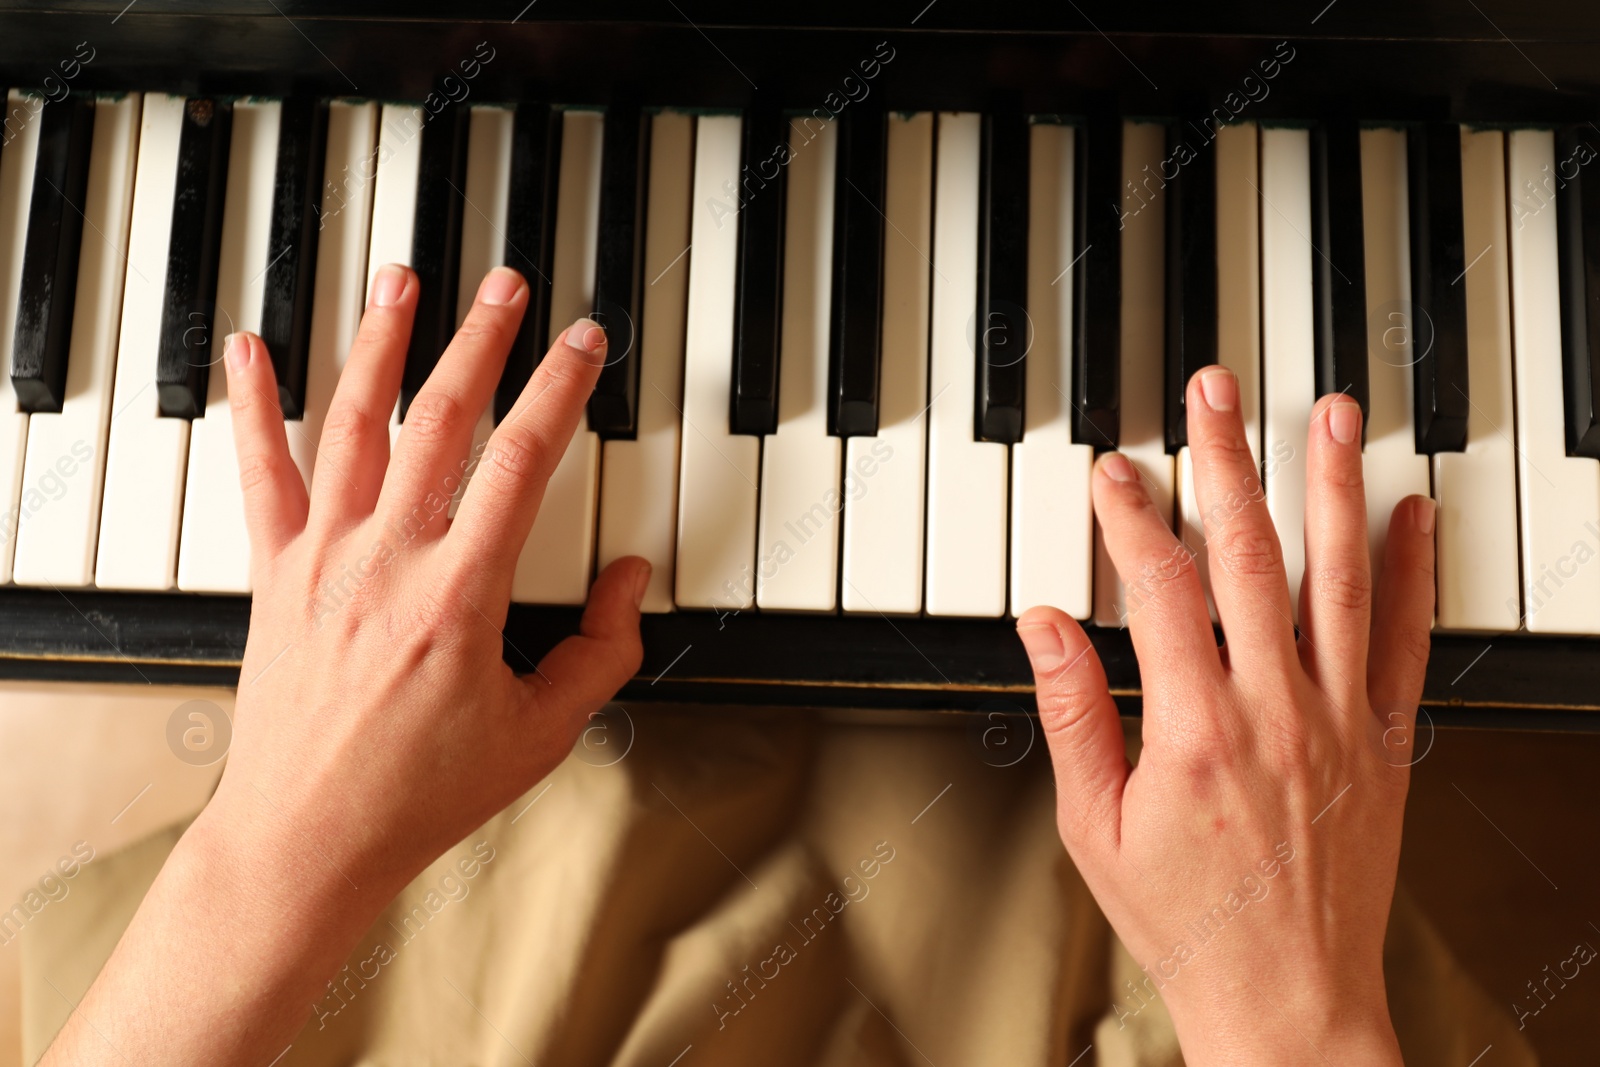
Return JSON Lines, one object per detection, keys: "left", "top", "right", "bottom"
{"left": 2, "top": 91, "right": 1597, "bottom": 637}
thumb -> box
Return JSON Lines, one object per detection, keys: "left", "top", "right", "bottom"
{"left": 527, "top": 557, "right": 648, "bottom": 724}
{"left": 1016, "top": 606, "right": 1129, "bottom": 852}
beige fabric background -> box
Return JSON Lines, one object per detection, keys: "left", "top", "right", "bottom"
{"left": 12, "top": 697, "right": 1533, "bottom": 1066}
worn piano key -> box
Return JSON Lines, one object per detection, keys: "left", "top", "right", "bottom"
{"left": 597, "top": 110, "right": 693, "bottom": 612}
{"left": 156, "top": 97, "right": 231, "bottom": 419}
{"left": 0, "top": 89, "right": 42, "bottom": 583}
{"left": 177, "top": 100, "right": 280, "bottom": 594}
{"left": 1162, "top": 116, "right": 1216, "bottom": 452}
{"left": 828, "top": 105, "right": 886, "bottom": 438}
{"left": 1359, "top": 127, "right": 1431, "bottom": 577}
{"left": 976, "top": 110, "right": 1029, "bottom": 445}
{"left": 841, "top": 111, "right": 933, "bottom": 614}
{"left": 400, "top": 101, "right": 468, "bottom": 419}
{"left": 926, "top": 112, "right": 1007, "bottom": 617}
{"left": 11, "top": 94, "right": 94, "bottom": 413}
{"left": 1259, "top": 125, "right": 1314, "bottom": 623}
{"left": 259, "top": 95, "right": 327, "bottom": 420}
{"left": 95, "top": 93, "right": 190, "bottom": 590}
{"left": 589, "top": 102, "right": 649, "bottom": 437}
{"left": 756, "top": 116, "right": 840, "bottom": 610}
{"left": 11, "top": 94, "right": 137, "bottom": 587}
{"left": 1176, "top": 120, "right": 1261, "bottom": 620}
{"left": 497, "top": 101, "right": 561, "bottom": 421}
{"left": 1509, "top": 129, "right": 1600, "bottom": 634}
{"left": 1073, "top": 111, "right": 1122, "bottom": 448}
{"left": 1091, "top": 121, "right": 1174, "bottom": 627}
{"left": 1433, "top": 127, "right": 1521, "bottom": 631}
{"left": 1310, "top": 119, "right": 1369, "bottom": 426}
{"left": 676, "top": 115, "right": 759, "bottom": 609}
{"left": 1555, "top": 125, "right": 1600, "bottom": 458}
{"left": 510, "top": 108, "right": 603, "bottom": 605}
{"left": 1407, "top": 121, "right": 1469, "bottom": 453}
{"left": 1010, "top": 120, "right": 1094, "bottom": 619}
{"left": 731, "top": 105, "right": 787, "bottom": 436}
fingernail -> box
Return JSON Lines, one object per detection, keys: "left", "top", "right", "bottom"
{"left": 1415, "top": 496, "right": 1437, "bottom": 536}
{"left": 568, "top": 317, "right": 606, "bottom": 355}
{"left": 1329, "top": 400, "right": 1361, "bottom": 445}
{"left": 632, "top": 561, "right": 652, "bottom": 609}
{"left": 372, "top": 263, "right": 407, "bottom": 307}
{"left": 1198, "top": 367, "right": 1236, "bottom": 412}
{"left": 1100, "top": 452, "right": 1136, "bottom": 483}
{"left": 480, "top": 266, "right": 525, "bottom": 306}
{"left": 223, "top": 332, "right": 249, "bottom": 373}
{"left": 1017, "top": 624, "right": 1066, "bottom": 673}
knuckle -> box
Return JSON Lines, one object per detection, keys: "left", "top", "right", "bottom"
{"left": 477, "top": 429, "right": 545, "bottom": 491}
{"left": 401, "top": 392, "right": 466, "bottom": 446}
{"left": 1396, "top": 624, "right": 1433, "bottom": 672}
{"left": 236, "top": 451, "right": 284, "bottom": 496}
{"left": 1201, "top": 424, "right": 1258, "bottom": 469}
{"left": 1312, "top": 562, "right": 1372, "bottom": 613}
{"left": 318, "top": 406, "right": 378, "bottom": 456}
{"left": 1211, "top": 525, "right": 1283, "bottom": 579}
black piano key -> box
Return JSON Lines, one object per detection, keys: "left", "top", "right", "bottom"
{"left": 156, "top": 97, "right": 232, "bottom": 419}
{"left": 828, "top": 106, "right": 887, "bottom": 438}
{"left": 588, "top": 103, "right": 650, "bottom": 437}
{"left": 1310, "top": 119, "right": 1369, "bottom": 432}
{"left": 1073, "top": 112, "right": 1122, "bottom": 448}
{"left": 1555, "top": 126, "right": 1600, "bottom": 458}
{"left": 976, "top": 111, "right": 1029, "bottom": 445}
{"left": 1407, "top": 122, "right": 1469, "bottom": 453}
{"left": 499, "top": 101, "right": 561, "bottom": 422}
{"left": 259, "top": 96, "right": 327, "bottom": 421}
{"left": 399, "top": 100, "right": 469, "bottom": 421}
{"left": 731, "top": 106, "right": 788, "bottom": 437}
{"left": 11, "top": 94, "right": 95, "bottom": 414}
{"left": 1162, "top": 118, "right": 1217, "bottom": 452}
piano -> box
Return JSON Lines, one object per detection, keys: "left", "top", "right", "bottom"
{"left": 2, "top": 1, "right": 1599, "bottom": 727}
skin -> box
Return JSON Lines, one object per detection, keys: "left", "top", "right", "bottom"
{"left": 41, "top": 271, "right": 1431, "bottom": 1065}
{"left": 1017, "top": 367, "right": 1434, "bottom": 1065}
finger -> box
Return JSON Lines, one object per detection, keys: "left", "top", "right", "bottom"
{"left": 308, "top": 263, "right": 415, "bottom": 532}
{"left": 1092, "top": 452, "right": 1222, "bottom": 702}
{"left": 377, "top": 267, "right": 527, "bottom": 538}
{"left": 1017, "top": 607, "right": 1129, "bottom": 850}
{"left": 450, "top": 318, "right": 608, "bottom": 581}
{"left": 224, "top": 332, "right": 308, "bottom": 561}
{"left": 1369, "top": 495, "right": 1436, "bottom": 716}
{"left": 524, "top": 557, "right": 648, "bottom": 733}
{"left": 1185, "top": 366, "right": 1299, "bottom": 672}
{"left": 1299, "top": 394, "right": 1371, "bottom": 702}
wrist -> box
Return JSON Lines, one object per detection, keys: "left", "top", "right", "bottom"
{"left": 1164, "top": 972, "right": 1400, "bottom": 1067}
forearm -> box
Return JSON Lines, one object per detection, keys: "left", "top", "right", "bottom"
{"left": 1167, "top": 976, "right": 1402, "bottom": 1067}
{"left": 40, "top": 796, "right": 397, "bottom": 1065}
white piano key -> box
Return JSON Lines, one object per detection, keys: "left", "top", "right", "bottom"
{"left": 177, "top": 100, "right": 280, "bottom": 593}
{"left": 366, "top": 104, "right": 423, "bottom": 449}
{"left": 756, "top": 117, "right": 840, "bottom": 611}
{"left": 292, "top": 101, "right": 378, "bottom": 498}
{"left": 0, "top": 90, "right": 42, "bottom": 584}
{"left": 1010, "top": 121, "right": 1093, "bottom": 620}
{"left": 94, "top": 94, "right": 189, "bottom": 590}
{"left": 508, "top": 108, "right": 603, "bottom": 605}
{"left": 1508, "top": 130, "right": 1600, "bottom": 634}
{"left": 1259, "top": 126, "right": 1315, "bottom": 623}
{"left": 445, "top": 105, "right": 512, "bottom": 518}
{"left": 841, "top": 111, "right": 933, "bottom": 615}
{"left": 926, "top": 112, "right": 1007, "bottom": 618}
{"left": 1433, "top": 128, "right": 1520, "bottom": 632}
{"left": 12, "top": 94, "right": 139, "bottom": 587}
{"left": 596, "top": 111, "right": 693, "bottom": 613}
{"left": 1178, "top": 121, "right": 1262, "bottom": 619}
{"left": 1092, "top": 121, "right": 1176, "bottom": 628}
{"left": 674, "top": 115, "right": 759, "bottom": 611}
{"left": 1359, "top": 127, "right": 1431, "bottom": 577}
